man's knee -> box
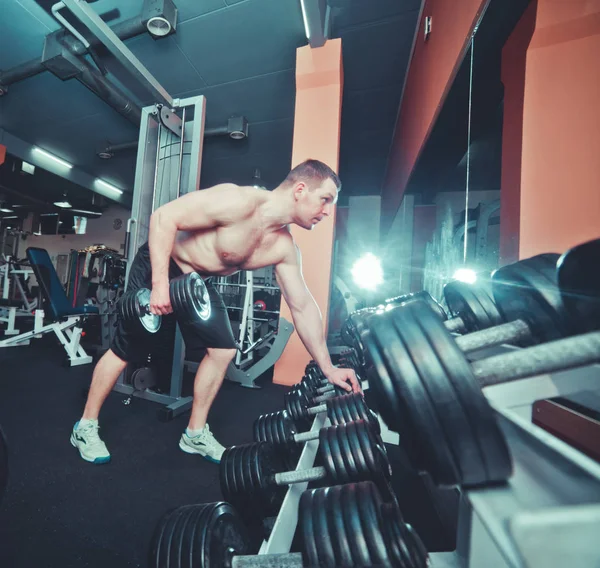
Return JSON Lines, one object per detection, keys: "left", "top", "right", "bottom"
{"left": 206, "top": 347, "right": 237, "bottom": 364}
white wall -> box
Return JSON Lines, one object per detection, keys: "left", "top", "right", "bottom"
{"left": 383, "top": 194, "right": 415, "bottom": 296}
{"left": 25, "top": 205, "right": 131, "bottom": 265}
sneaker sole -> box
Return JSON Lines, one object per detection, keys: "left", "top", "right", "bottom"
{"left": 70, "top": 434, "right": 111, "bottom": 464}
{"left": 178, "top": 439, "right": 221, "bottom": 464}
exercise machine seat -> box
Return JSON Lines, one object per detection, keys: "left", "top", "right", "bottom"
{"left": 26, "top": 247, "right": 99, "bottom": 321}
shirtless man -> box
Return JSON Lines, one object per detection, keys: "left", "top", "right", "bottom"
{"left": 71, "top": 159, "right": 360, "bottom": 464}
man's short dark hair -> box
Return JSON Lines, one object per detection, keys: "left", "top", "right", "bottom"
{"left": 283, "top": 159, "right": 342, "bottom": 192}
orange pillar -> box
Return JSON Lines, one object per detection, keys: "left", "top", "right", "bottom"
{"left": 0, "top": 144, "right": 6, "bottom": 167}
{"left": 519, "top": 1, "right": 600, "bottom": 257}
{"left": 272, "top": 39, "right": 343, "bottom": 386}
{"left": 499, "top": 1, "right": 537, "bottom": 265}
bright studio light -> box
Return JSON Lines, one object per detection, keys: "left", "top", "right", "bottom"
{"left": 452, "top": 268, "right": 477, "bottom": 284}
{"left": 352, "top": 253, "right": 384, "bottom": 291}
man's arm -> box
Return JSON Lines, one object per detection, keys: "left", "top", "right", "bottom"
{"left": 148, "top": 184, "right": 252, "bottom": 314}
{"left": 275, "top": 239, "right": 360, "bottom": 392}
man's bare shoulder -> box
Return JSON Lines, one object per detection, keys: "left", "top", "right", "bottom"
{"left": 197, "top": 183, "right": 261, "bottom": 221}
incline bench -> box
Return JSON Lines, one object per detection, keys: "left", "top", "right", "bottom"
{"left": 0, "top": 247, "right": 98, "bottom": 366}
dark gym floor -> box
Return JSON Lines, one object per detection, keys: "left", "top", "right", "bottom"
{"left": 0, "top": 341, "right": 459, "bottom": 567}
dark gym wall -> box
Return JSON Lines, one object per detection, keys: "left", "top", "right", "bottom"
{"left": 381, "top": 0, "right": 490, "bottom": 234}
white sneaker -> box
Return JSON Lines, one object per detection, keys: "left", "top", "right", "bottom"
{"left": 179, "top": 425, "right": 225, "bottom": 464}
{"left": 70, "top": 420, "right": 111, "bottom": 464}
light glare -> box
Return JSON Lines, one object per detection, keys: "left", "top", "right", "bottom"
{"left": 452, "top": 268, "right": 477, "bottom": 284}
{"left": 352, "top": 253, "right": 383, "bottom": 291}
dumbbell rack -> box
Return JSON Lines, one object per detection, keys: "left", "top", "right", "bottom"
{"left": 254, "top": 351, "right": 600, "bottom": 567}
{"left": 431, "top": 344, "right": 600, "bottom": 568}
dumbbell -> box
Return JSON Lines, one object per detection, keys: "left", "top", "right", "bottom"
{"left": 343, "top": 285, "right": 496, "bottom": 365}
{"left": 448, "top": 253, "right": 577, "bottom": 354}
{"left": 0, "top": 425, "right": 7, "bottom": 507}
{"left": 284, "top": 388, "right": 379, "bottom": 433}
{"left": 220, "top": 420, "right": 391, "bottom": 520}
{"left": 374, "top": 254, "right": 568, "bottom": 358}
{"left": 254, "top": 411, "right": 381, "bottom": 469}
{"left": 363, "top": 261, "right": 599, "bottom": 490}
{"left": 118, "top": 272, "right": 211, "bottom": 334}
{"left": 557, "top": 238, "right": 600, "bottom": 334}
{"left": 149, "top": 481, "right": 429, "bottom": 568}
{"left": 338, "top": 348, "right": 361, "bottom": 371}
{"left": 299, "top": 368, "right": 359, "bottom": 399}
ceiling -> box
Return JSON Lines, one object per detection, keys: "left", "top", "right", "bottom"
{"left": 0, "top": 0, "right": 421, "bottom": 221}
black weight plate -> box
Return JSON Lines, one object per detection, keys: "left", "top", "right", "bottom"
{"left": 392, "top": 303, "right": 487, "bottom": 486}
{"left": 131, "top": 366, "right": 158, "bottom": 391}
{"left": 319, "top": 423, "right": 355, "bottom": 483}
{"left": 150, "top": 504, "right": 188, "bottom": 567}
{"left": 170, "top": 273, "right": 212, "bottom": 327}
{"left": 362, "top": 332, "right": 423, "bottom": 462}
{"left": 357, "top": 482, "right": 393, "bottom": 567}
{"left": 0, "top": 426, "right": 7, "bottom": 506}
{"left": 411, "top": 301, "right": 513, "bottom": 485}
{"left": 256, "top": 443, "right": 287, "bottom": 516}
{"left": 283, "top": 389, "right": 303, "bottom": 424}
{"left": 352, "top": 395, "right": 381, "bottom": 434}
{"left": 220, "top": 446, "right": 245, "bottom": 516}
{"left": 472, "top": 279, "right": 503, "bottom": 328}
{"left": 301, "top": 487, "right": 333, "bottom": 567}
{"left": 176, "top": 503, "right": 207, "bottom": 568}
{"left": 369, "top": 311, "right": 461, "bottom": 485}
{"left": 340, "top": 484, "right": 372, "bottom": 566}
{"left": 331, "top": 484, "right": 356, "bottom": 566}
{"left": 557, "top": 239, "right": 600, "bottom": 334}
{"left": 149, "top": 502, "right": 253, "bottom": 568}
{"left": 357, "top": 420, "right": 392, "bottom": 482}
{"left": 204, "top": 502, "right": 254, "bottom": 566}
{"left": 253, "top": 414, "right": 266, "bottom": 444}
{"left": 413, "top": 290, "right": 448, "bottom": 321}
{"left": 279, "top": 410, "right": 297, "bottom": 446}
{"left": 344, "top": 420, "right": 374, "bottom": 482}
{"left": 492, "top": 255, "right": 571, "bottom": 343}
{"left": 381, "top": 502, "right": 429, "bottom": 568}
{"left": 174, "top": 502, "right": 211, "bottom": 567}
{"left": 444, "top": 281, "right": 495, "bottom": 333}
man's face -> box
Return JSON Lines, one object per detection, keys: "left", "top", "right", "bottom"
{"left": 295, "top": 179, "right": 339, "bottom": 230}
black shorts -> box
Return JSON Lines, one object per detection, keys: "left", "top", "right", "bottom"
{"left": 110, "top": 243, "right": 237, "bottom": 363}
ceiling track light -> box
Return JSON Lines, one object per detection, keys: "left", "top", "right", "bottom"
{"left": 96, "top": 179, "right": 123, "bottom": 195}
{"left": 33, "top": 147, "right": 73, "bottom": 169}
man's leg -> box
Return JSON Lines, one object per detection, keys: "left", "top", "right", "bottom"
{"left": 188, "top": 347, "right": 236, "bottom": 429}
{"left": 82, "top": 349, "right": 128, "bottom": 420}
{"left": 179, "top": 347, "right": 236, "bottom": 463}
{"left": 71, "top": 349, "right": 128, "bottom": 464}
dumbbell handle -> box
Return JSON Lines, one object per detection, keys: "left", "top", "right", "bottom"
{"left": 307, "top": 402, "right": 328, "bottom": 416}
{"left": 473, "top": 330, "right": 600, "bottom": 388}
{"left": 444, "top": 316, "right": 466, "bottom": 334}
{"left": 455, "top": 319, "right": 531, "bottom": 353}
{"left": 274, "top": 465, "right": 327, "bottom": 485}
{"left": 293, "top": 430, "right": 319, "bottom": 443}
{"left": 232, "top": 552, "right": 303, "bottom": 567}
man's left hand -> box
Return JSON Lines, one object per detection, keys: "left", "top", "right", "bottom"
{"left": 324, "top": 367, "right": 362, "bottom": 393}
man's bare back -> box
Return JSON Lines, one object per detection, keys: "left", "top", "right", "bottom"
{"left": 171, "top": 186, "right": 293, "bottom": 277}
